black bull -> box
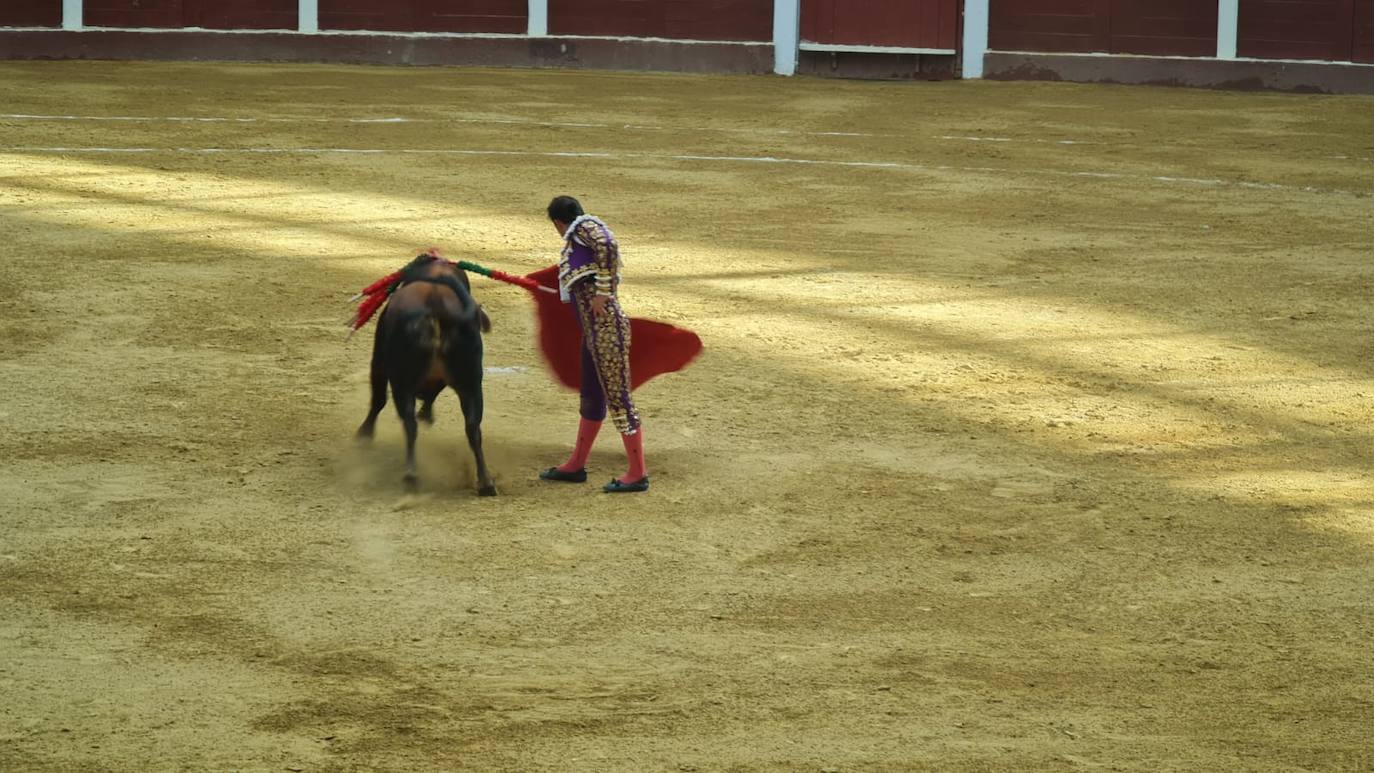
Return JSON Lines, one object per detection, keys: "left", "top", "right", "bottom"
{"left": 355, "top": 257, "right": 497, "bottom": 496}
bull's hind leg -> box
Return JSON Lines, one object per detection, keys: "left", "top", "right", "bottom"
{"left": 456, "top": 384, "right": 497, "bottom": 497}
{"left": 356, "top": 328, "right": 389, "bottom": 440}
{"left": 446, "top": 335, "right": 496, "bottom": 496}
{"left": 391, "top": 383, "right": 422, "bottom": 489}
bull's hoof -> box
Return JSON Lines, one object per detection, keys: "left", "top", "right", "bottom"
{"left": 477, "top": 483, "right": 498, "bottom": 497}
{"left": 403, "top": 472, "right": 419, "bottom": 492}
{"left": 417, "top": 406, "right": 435, "bottom": 425}
{"left": 355, "top": 424, "right": 375, "bottom": 442}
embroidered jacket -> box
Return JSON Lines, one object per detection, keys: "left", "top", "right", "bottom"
{"left": 557, "top": 215, "right": 620, "bottom": 302}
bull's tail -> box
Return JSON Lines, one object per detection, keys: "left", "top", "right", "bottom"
{"left": 426, "top": 274, "right": 479, "bottom": 326}
{"left": 395, "top": 265, "right": 478, "bottom": 327}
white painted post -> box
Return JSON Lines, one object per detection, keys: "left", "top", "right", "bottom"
{"left": 773, "top": 0, "right": 800, "bottom": 75}
{"left": 1217, "top": 0, "right": 1239, "bottom": 59}
{"left": 528, "top": 0, "right": 548, "bottom": 36}
{"left": 961, "top": 0, "right": 989, "bottom": 78}
{"left": 62, "top": 0, "right": 81, "bottom": 30}
{"left": 299, "top": 0, "right": 318, "bottom": 33}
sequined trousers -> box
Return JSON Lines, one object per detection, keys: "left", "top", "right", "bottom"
{"left": 572, "top": 282, "right": 639, "bottom": 435}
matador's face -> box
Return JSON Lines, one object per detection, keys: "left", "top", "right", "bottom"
{"left": 552, "top": 219, "right": 570, "bottom": 237}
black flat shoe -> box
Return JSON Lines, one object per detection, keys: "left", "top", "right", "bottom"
{"left": 603, "top": 476, "right": 649, "bottom": 493}
{"left": 540, "top": 467, "right": 587, "bottom": 483}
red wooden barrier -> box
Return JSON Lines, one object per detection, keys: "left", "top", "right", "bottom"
{"left": 83, "top": 1, "right": 523, "bottom": 33}
{"left": 0, "top": 0, "right": 60, "bottom": 27}
{"left": 321, "top": 1, "right": 527, "bottom": 34}
{"left": 1238, "top": 0, "right": 1355, "bottom": 61}
{"left": 85, "top": 0, "right": 295, "bottom": 29}
{"left": 1356, "top": 0, "right": 1374, "bottom": 63}
{"left": 1109, "top": 0, "right": 1217, "bottom": 57}
{"left": 989, "top": 0, "right": 1110, "bottom": 53}
{"left": 85, "top": 0, "right": 186, "bottom": 28}
{"left": 990, "top": 0, "right": 1217, "bottom": 57}
{"left": 549, "top": 0, "right": 772, "bottom": 41}
{"left": 802, "top": 0, "right": 958, "bottom": 50}
{"left": 194, "top": 1, "right": 297, "bottom": 30}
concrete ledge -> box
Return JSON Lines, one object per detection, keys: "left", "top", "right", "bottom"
{"left": 984, "top": 51, "right": 1374, "bottom": 95}
{"left": 0, "top": 29, "right": 775, "bottom": 75}
{"left": 797, "top": 50, "right": 955, "bottom": 80}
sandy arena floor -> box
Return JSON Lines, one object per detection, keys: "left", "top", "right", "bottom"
{"left": 1, "top": 61, "right": 1372, "bottom": 771}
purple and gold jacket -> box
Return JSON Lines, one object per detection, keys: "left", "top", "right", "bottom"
{"left": 557, "top": 214, "right": 621, "bottom": 302}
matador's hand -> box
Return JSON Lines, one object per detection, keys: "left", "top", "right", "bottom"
{"left": 591, "top": 295, "right": 611, "bottom": 318}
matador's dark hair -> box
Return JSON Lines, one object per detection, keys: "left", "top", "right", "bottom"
{"left": 547, "top": 195, "right": 585, "bottom": 224}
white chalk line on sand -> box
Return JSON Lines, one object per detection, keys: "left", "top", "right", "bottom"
{"left": 1, "top": 112, "right": 1108, "bottom": 144}
{"left": 936, "top": 135, "right": 1100, "bottom": 146}
{"left": 0, "top": 112, "right": 877, "bottom": 139}
{"left": 10, "top": 114, "right": 1369, "bottom": 162}
{"left": 0, "top": 144, "right": 1351, "bottom": 196}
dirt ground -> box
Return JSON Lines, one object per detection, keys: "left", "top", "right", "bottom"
{"left": 1, "top": 61, "right": 1372, "bottom": 771}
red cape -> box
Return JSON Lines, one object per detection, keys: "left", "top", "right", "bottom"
{"left": 525, "top": 265, "right": 702, "bottom": 391}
